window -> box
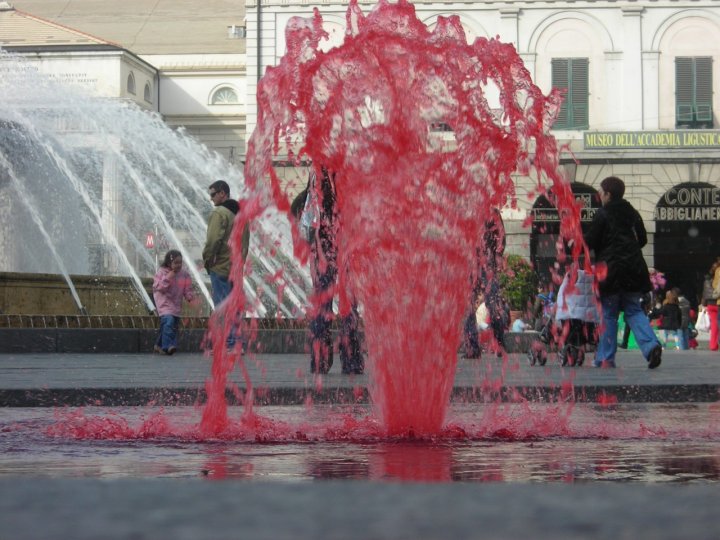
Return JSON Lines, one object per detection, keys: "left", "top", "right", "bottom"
{"left": 676, "top": 57, "right": 713, "bottom": 129}
{"left": 127, "top": 72, "right": 136, "bottom": 95}
{"left": 144, "top": 83, "right": 152, "bottom": 103}
{"left": 429, "top": 122, "right": 453, "bottom": 132}
{"left": 227, "top": 25, "right": 246, "bottom": 38}
{"left": 210, "top": 86, "right": 239, "bottom": 105}
{"left": 551, "top": 58, "right": 589, "bottom": 130}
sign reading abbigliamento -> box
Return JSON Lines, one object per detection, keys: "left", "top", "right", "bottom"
{"left": 655, "top": 186, "right": 720, "bottom": 221}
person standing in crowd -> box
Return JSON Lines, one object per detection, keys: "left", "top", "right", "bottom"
{"left": 153, "top": 250, "right": 195, "bottom": 355}
{"left": 674, "top": 287, "right": 691, "bottom": 350}
{"left": 650, "top": 289, "right": 681, "bottom": 350}
{"left": 474, "top": 292, "right": 489, "bottom": 332}
{"left": 464, "top": 208, "right": 507, "bottom": 358}
{"left": 701, "top": 260, "right": 720, "bottom": 351}
{"left": 293, "top": 166, "right": 363, "bottom": 375}
{"left": 584, "top": 176, "right": 662, "bottom": 369}
{"left": 202, "top": 180, "right": 250, "bottom": 349}
{"left": 531, "top": 283, "right": 554, "bottom": 332}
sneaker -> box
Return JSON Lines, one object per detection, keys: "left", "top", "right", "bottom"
{"left": 592, "top": 359, "right": 616, "bottom": 368}
{"left": 153, "top": 345, "right": 162, "bottom": 354}
{"left": 647, "top": 345, "right": 662, "bottom": 369}
{"left": 166, "top": 346, "right": 177, "bottom": 356}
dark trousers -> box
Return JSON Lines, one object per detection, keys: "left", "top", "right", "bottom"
{"left": 619, "top": 322, "right": 631, "bottom": 348}
{"left": 309, "top": 251, "right": 363, "bottom": 374}
{"left": 463, "top": 311, "right": 481, "bottom": 358}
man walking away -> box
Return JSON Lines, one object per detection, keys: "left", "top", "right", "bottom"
{"left": 584, "top": 176, "right": 662, "bottom": 369}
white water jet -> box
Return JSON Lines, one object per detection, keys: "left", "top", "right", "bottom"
{"left": 0, "top": 51, "right": 310, "bottom": 317}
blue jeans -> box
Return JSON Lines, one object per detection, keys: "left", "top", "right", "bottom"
{"left": 209, "top": 271, "right": 232, "bottom": 306}
{"left": 208, "top": 270, "right": 240, "bottom": 349}
{"left": 595, "top": 292, "right": 660, "bottom": 366}
{"left": 156, "top": 315, "right": 179, "bottom": 351}
{"left": 663, "top": 329, "right": 680, "bottom": 349}
{"left": 678, "top": 328, "right": 689, "bottom": 350}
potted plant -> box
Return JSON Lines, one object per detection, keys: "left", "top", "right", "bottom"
{"left": 499, "top": 255, "right": 538, "bottom": 319}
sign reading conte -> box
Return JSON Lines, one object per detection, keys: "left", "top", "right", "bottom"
{"left": 655, "top": 184, "right": 720, "bottom": 221}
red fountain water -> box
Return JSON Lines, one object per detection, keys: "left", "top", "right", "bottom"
{"left": 204, "top": 0, "right": 585, "bottom": 437}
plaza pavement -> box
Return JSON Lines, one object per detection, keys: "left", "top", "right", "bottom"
{"left": 1, "top": 343, "right": 720, "bottom": 539}
{"left": 0, "top": 345, "right": 719, "bottom": 407}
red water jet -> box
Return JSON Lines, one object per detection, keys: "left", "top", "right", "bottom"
{"left": 210, "top": 0, "right": 585, "bottom": 436}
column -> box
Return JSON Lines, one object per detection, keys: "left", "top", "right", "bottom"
{"left": 642, "top": 51, "right": 660, "bottom": 130}
{"left": 499, "top": 8, "right": 520, "bottom": 50}
{"left": 621, "top": 6, "right": 645, "bottom": 130}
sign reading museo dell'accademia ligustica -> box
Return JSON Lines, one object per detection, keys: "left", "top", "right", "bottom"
{"left": 584, "top": 130, "right": 720, "bottom": 150}
{"left": 583, "top": 131, "right": 720, "bottom": 222}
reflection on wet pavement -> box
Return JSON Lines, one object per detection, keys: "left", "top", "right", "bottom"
{"left": 1, "top": 404, "right": 719, "bottom": 483}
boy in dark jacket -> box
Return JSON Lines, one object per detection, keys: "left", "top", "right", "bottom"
{"left": 584, "top": 176, "right": 662, "bottom": 369}
{"left": 650, "top": 289, "right": 682, "bottom": 350}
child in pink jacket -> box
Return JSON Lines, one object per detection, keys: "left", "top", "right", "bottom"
{"left": 152, "top": 250, "right": 195, "bottom": 354}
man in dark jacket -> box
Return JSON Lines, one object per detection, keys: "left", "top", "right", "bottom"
{"left": 584, "top": 176, "right": 662, "bottom": 368}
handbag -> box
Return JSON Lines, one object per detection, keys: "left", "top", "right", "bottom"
{"left": 696, "top": 308, "right": 711, "bottom": 333}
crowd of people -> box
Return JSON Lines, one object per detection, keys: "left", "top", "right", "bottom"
{"left": 148, "top": 173, "right": 717, "bottom": 371}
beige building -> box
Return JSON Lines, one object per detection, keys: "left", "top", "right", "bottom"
{"left": 6, "top": 0, "right": 247, "bottom": 163}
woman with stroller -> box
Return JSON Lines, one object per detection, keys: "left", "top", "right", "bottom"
{"left": 553, "top": 266, "right": 601, "bottom": 366}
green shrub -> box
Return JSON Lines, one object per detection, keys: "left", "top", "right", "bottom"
{"left": 499, "top": 255, "right": 538, "bottom": 311}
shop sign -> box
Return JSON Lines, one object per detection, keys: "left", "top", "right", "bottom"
{"left": 584, "top": 130, "right": 720, "bottom": 150}
{"left": 655, "top": 186, "right": 720, "bottom": 221}
{"left": 531, "top": 193, "right": 597, "bottom": 222}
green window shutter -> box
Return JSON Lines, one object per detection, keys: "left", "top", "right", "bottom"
{"left": 695, "top": 57, "right": 713, "bottom": 123}
{"left": 676, "top": 57, "right": 713, "bottom": 128}
{"left": 571, "top": 58, "right": 589, "bottom": 129}
{"left": 552, "top": 59, "right": 569, "bottom": 128}
{"left": 551, "top": 58, "right": 588, "bottom": 129}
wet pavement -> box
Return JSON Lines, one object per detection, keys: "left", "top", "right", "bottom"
{"left": 0, "top": 346, "right": 719, "bottom": 406}
{"left": 1, "top": 346, "right": 720, "bottom": 539}
{"left": 2, "top": 479, "right": 719, "bottom": 540}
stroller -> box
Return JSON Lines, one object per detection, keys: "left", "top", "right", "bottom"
{"left": 526, "top": 292, "right": 555, "bottom": 366}
{"left": 527, "top": 269, "right": 600, "bottom": 367}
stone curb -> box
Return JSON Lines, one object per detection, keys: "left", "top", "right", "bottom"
{"left": 0, "top": 328, "right": 310, "bottom": 354}
{"left": 0, "top": 328, "right": 533, "bottom": 354}
{"left": 2, "top": 384, "right": 718, "bottom": 407}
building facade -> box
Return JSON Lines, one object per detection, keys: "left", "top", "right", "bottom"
{"left": 7, "top": 0, "right": 248, "bottom": 163}
{"left": 5, "top": 0, "right": 720, "bottom": 306}
{"left": 245, "top": 0, "right": 720, "bottom": 305}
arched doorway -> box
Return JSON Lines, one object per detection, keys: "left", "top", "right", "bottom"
{"left": 654, "top": 182, "right": 720, "bottom": 308}
{"left": 530, "top": 182, "right": 600, "bottom": 285}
